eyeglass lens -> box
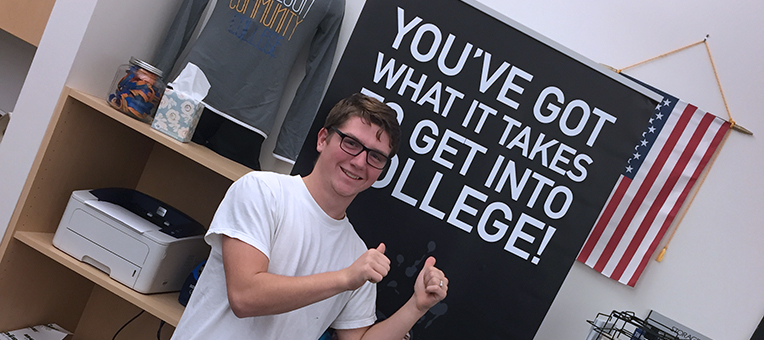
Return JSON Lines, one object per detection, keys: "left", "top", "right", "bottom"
{"left": 332, "top": 127, "right": 389, "bottom": 169}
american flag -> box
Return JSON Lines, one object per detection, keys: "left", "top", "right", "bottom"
{"left": 577, "top": 86, "right": 729, "bottom": 287}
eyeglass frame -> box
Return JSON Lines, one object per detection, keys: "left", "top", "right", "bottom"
{"left": 328, "top": 126, "right": 391, "bottom": 170}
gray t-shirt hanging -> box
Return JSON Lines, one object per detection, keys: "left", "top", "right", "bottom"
{"left": 154, "top": 0, "right": 345, "bottom": 162}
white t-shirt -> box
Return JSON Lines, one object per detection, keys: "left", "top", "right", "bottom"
{"left": 172, "top": 171, "right": 377, "bottom": 340}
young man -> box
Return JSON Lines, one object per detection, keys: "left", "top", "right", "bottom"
{"left": 172, "top": 94, "right": 449, "bottom": 340}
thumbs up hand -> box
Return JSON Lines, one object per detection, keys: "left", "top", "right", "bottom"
{"left": 413, "top": 256, "right": 448, "bottom": 312}
{"left": 344, "top": 243, "right": 390, "bottom": 290}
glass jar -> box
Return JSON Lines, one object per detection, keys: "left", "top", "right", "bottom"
{"left": 107, "top": 57, "right": 166, "bottom": 123}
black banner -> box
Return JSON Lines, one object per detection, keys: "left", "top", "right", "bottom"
{"left": 293, "top": 0, "right": 658, "bottom": 338}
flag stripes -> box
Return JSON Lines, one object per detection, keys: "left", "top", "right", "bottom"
{"left": 577, "top": 98, "right": 729, "bottom": 286}
{"left": 624, "top": 122, "right": 728, "bottom": 286}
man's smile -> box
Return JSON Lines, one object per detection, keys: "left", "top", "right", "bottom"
{"left": 342, "top": 167, "right": 362, "bottom": 180}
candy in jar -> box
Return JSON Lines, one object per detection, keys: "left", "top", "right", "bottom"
{"left": 107, "top": 57, "right": 165, "bottom": 123}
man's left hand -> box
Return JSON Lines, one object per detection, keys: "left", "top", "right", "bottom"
{"left": 413, "top": 256, "right": 448, "bottom": 312}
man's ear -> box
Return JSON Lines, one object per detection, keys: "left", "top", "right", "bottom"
{"left": 316, "top": 127, "right": 329, "bottom": 153}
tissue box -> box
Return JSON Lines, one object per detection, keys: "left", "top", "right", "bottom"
{"left": 151, "top": 87, "right": 204, "bottom": 142}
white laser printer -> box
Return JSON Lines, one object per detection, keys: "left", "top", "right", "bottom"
{"left": 53, "top": 188, "right": 210, "bottom": 294}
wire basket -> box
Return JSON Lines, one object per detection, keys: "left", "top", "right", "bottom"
{"left": 586, "top": 311, "right": 680, "bottom": 340}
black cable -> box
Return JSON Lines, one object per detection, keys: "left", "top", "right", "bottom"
{"left": 112, "top": 310, "right": 144, "bottom": 340}
{"left": 157, "top": 320, "right": 166, "bottom": 340}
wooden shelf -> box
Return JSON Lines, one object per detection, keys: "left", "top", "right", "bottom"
{"left": 68, "top": 88, "right": 251, "bottom": 182}
{"left": 0, "top": 0, "right": 56, "bottom": 47}
{"left": 14, "top": 231, "right": 185, "bottom": 327}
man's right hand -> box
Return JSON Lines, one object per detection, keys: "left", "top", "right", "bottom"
{"left": 344, "top": 243, "right": 390, "bottom": 290}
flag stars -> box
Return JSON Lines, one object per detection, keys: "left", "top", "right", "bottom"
{"left": 633, "top": 152, "right": 641, "bottom": 160}
{"left": 662, "top": 98, "right": 672, "bottom": 107}
{"left": 655, "top": 112, "right": 664, "bottom": 120}
{"left": 648, "top": 126, "right": 656, "bottom": 133}
{"left": 625, "top": 165, "right": 634, "bottom": 173}
{"left": 641, "top": 139, "right": 648, "bottom": 147}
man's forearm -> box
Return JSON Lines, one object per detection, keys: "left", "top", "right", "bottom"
{"left": 359, "top": 296, "right": 426, "bottom": 340}
{"left": 227, "top": 270, "right": 350, "bottom": 318}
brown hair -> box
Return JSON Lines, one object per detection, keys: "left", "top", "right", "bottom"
{"left": 323, "top": 93, "right": 401, "bottom": 156}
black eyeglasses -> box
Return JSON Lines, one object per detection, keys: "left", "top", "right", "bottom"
{"left": 329, "top": 127, "right": 390, "bottom": 170}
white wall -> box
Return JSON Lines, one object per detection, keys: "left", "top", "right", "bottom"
{"left": 481, "top": 1, "right": 764, "bottom": 340}
{"left": 0, "top": 1, "right": 761, "bottom": 339}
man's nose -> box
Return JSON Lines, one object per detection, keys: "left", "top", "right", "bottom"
{"left": 350, "top": 150, "right": 368, "bottom": 168}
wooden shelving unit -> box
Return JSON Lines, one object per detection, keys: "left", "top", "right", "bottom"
{"left": 0, "top": 0, "right": 56, "bottom": 46}
{"left": 14, "top": 232, "right": 186, "bottom": 326}
{"left": 0, "top": 87, "right": 251, "bottom": 338}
